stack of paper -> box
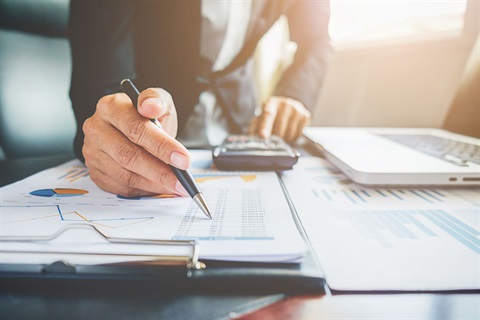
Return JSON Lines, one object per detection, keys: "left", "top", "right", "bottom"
{"left": 0, "top": 151, "right": 307, "bottom": 265}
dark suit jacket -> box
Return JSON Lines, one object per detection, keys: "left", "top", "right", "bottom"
{"left": 69, "top": 0, "right": 330, "bottom": 160}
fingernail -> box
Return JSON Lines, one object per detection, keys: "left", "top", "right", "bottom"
{"left": 175, "top": 181, "right": 188, "bottom": 197}
{"left": 142, "top": 98, "right": 162, "bottom": 108}
{"left": 261, "top": 129, "right": 270, "bottom": 137}
{"left": 170, "top": 151, "right": 189, "bottom": 169}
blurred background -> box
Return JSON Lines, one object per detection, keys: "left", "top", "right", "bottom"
{"left": 0, "top": 0, "right": 74, "bottom": 160}
{"left": 0, "top": 0, "right": 478, "bottom": 161}
{"left": 257, "top": 0, "right": 479, "bottom": 131}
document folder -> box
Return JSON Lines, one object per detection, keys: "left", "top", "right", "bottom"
{"left": 0, "top": 156, "right": 325, "bottom": 293}
{"left": 0, "top": 224, "right": 205, "bottom": 269}
{"left": 0, "top": 191, "right": 325, "bottom": 294}
{"left": 0, "top": 227, "right": 324, "bottom": 294}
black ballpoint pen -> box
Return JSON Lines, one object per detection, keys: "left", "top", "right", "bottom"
{"left": 120, "top": 79, "right": 212, "bottom": 219}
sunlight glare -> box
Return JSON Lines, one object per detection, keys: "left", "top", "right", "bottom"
{"left": 329, "top": 1, "right": 468, "bottom": 42}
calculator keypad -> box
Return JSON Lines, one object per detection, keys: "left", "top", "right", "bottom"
{"left": 223, "top": 135, "right": 287, "bottom": 152}
{"left": 213, "top": 135, "right": 299, "bottom": 170}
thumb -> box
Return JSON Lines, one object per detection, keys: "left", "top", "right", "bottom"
{"left": 138, "top": 88, "right": 172, "bottom": 120}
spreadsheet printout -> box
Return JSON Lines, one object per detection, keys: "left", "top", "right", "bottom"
{"left": 0, "top": 151, "right": 306, "bottom": 265}
{"left": 282, "top": 156, "right": 480, "bottom": 291}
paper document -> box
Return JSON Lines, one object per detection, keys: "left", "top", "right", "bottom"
{"left": 282, "top": 156, "right": 480, "bottom": 291}
{"left": 0, "top": 151, "right": 306, "bottom": 265}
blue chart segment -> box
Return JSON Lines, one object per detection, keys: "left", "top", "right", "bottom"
{"left": 30, "top": 188, "right": 88, "bottom": 198}
{"left": 338, "top": 209, "right": 480, "bottom": 254}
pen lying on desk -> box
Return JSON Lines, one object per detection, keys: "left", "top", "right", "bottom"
{"left": 121, "top": 79, "right": 212, "bottom": 219}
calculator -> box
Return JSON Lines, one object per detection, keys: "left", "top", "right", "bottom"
{"left": 212, "top": 135, "right": 299, "bottom": 170}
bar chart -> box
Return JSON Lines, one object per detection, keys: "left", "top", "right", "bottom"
{"left": 336, "top": 209, "right": 479, "bottom": 253}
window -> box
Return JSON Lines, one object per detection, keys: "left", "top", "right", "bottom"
{"left": 329, "top": 0, "right": 468, "bottom": 44}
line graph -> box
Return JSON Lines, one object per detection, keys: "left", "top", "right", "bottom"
{"left": 57, "top": 167, "right": 89, "bottom": 182}
{"left": 0, "top": 205, "right": 154, "bottom": 229}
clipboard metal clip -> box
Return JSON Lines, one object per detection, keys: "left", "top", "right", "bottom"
{"left": 0, "top": 223, "right": 206, "bottom": 270}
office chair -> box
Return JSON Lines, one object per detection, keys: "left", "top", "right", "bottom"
{"left": 0, "top": 0, "right": 76, "bottom": 160}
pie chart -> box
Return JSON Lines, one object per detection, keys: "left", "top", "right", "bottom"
{"left": 30, "top": 188, "right": 88, "bottom": 197}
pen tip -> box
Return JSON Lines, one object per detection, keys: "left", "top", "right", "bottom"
{"left": 205, "top": 208, "right": 213, "bottom": 220}
{"left": 201, "top": 203, "right": 213, "bottom": 220}
{"left": 193, "top": 193, "right": 213, "bottom": 220}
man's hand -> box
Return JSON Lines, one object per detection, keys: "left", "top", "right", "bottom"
{"left": 249, "top": 96, "right": 311, "bottom": 143}
{"left": 82, "top": 88, "right": 190, "bottom": 198}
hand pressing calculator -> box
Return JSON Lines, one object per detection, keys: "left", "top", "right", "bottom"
{"left": 212, "top": 135, "right": 299, "bottom": 171}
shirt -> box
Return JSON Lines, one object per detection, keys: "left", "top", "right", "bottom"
{"left": 177, "top": 0, "right": 252, "bottom": 148}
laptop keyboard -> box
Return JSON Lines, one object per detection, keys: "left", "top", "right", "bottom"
{"left": 378, "top": 134, "right": 480, "bottom": 166}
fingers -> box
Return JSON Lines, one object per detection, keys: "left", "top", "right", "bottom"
{"left": 294, "top": 113, "right": 310, "bottom": 141}
{"left": 272, "top": 104, "right": 293, "bottom": 139}
{"left": 252, "top": 96, "right": 311, "bottom": 143}
{"left": 83, "top": 111, "right": 187, "bottom": 197}
{"left": 82, "top": 91, "right": 190, "bottom": 197}
{"left": 97, "top": 94, "right": 190, "bottom": 170}
{"left": 256, "top": 100, "right": 278, "bottom": 138}
{"left": 281, "top": 105, "right": 309, "bottom": 142}
{"left": 88, "top": 150, "right": 186, "bottom": 198}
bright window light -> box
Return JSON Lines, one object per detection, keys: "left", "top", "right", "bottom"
{"left": 329, "top": 0, "right": 468, "bottom": 43}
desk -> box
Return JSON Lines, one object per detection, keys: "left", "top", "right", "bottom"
{"left": 238, "top": 293, "right": 480, "bottom": 319}
{"left": 1, "top": 154, "right": 479, "bottom": 320}
{"left": 2, "top": 283, "right": 479, "bottom": 319}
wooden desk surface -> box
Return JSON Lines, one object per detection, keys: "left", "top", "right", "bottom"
{"left": 238, "top": 293, "right": 480, "bottom": 319}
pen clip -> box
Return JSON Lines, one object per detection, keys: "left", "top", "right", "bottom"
{"left": 121, "top": 79, "right": 163, "bottom": 129}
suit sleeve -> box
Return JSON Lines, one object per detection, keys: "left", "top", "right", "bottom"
{"left": 273, "top": 1, "right": 331, "bottom": 111}
{"left": 68, "top": 0, "right": 136, "bottom": 161}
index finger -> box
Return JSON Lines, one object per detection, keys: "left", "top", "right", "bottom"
{"left": 99, "top": 94, "right": 191, "bottom": 170}
{"left": 256, "top": 101, "right": 278, "bottom": 138}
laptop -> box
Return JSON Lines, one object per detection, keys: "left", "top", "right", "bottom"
{"left": 303, "top": 127, "right": 480, "bottom": 186}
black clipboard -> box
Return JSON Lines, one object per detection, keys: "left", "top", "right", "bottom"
{"left": 0, "top": 175, "right": 325, "bottom": 294}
